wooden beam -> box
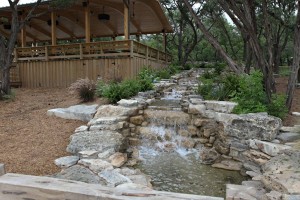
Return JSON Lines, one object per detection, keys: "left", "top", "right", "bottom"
{"left": 29, "top": 21, "right": 51, "bottom": 38}
{"left": 124, "top": 0, "right": 130, "bottom": 39}
{"left": 21, "top": 26, "right": 26, "bottom": 47}
{"left": 85, "top": 4, "right": 91, "bottom": 43}
{"left": 51, "top": 11, "right": 57, "bottom": 45}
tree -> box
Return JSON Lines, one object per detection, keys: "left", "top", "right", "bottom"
{"left": 0, "top": 0, "right": 76, "bottom": 99}
{"left": 286, "top": 1, "right": 300, "bottom": 111}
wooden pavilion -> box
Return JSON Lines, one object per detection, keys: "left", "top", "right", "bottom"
{"left": 0, "top": 0, "right": 173, "bottom": 87}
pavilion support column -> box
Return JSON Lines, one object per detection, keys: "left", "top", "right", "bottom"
{"left": 85, "top": 3, "right": 91, "bottom": 43}
{"left": 21, "top": 24, "right": 26, "bottom": 47}
{"left": 51, "top": 11, "right": 57, "bottom": 46}
{"left": 123, "top": 0, "right": 130, "bottom": 40}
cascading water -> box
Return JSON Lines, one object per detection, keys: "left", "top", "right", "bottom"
{"left": 135, "top": 87, "right": 247, "bottom": 197}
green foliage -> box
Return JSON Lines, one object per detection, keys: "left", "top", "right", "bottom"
{"left": 232, "top": 71, "right": 268, "bottom": 114}
{"left": 279, "top": 66, "right": 291, "bottom": 76}
{"left": 268, "top": 94, "right": 288, "bottom": 119}
{"left": 69, "top": 78, "right": 96, "bottom": 102}
{"left": 138, "top": 67, "right": 155, "bottom": 91}
{"left": 198, "top": 70, "right": 288, "bottom": 119}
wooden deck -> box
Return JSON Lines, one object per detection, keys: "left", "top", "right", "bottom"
{"left": 10, "top": 40, "right": 171, "bottom": 88}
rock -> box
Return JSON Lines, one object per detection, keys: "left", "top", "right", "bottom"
{"left": 78, "top": 159, "right": 113, "bottom": 173}
{"left": 144, "top": 110, "right": 190, "bottom": 126}
{"left": 178, "top": 129, "right": 190, "bottom": 137}
{"left": 188, "top": 104, "right": 206, "bottom": 115}
{"left": 75, "top": 126, "right": 88, "bottom": 133}
{"left": 114, "top": 167, "right": 141, "bottom": 176}
{"left": 242, "top": 180, "right": 265, "bottom": 188}
{"left": 203, "top": 100, "right": 237, "bottom": 113}
{"left": 262, "top": 171, "right": 300, "bottom": 194}
{"left": 47, "top": 104, "right": 98, "bottom": 122}
{"left": 94, "top": 105, "right": 138, "bottom": 118}
{"left": 197, "top": 138, "right": 209, "bottom": 144}
{"left": 89, "top": 122, "right": 125, "bottom": 131}
{"left": 282, "top": 194, "right": 300, "bottom": 200}
{"left": 88, "top": 116, "right": 128, "bottom": 126}
{"left": 214, "top": 139, "right": 230, "bottom": 155}
{"left": 225, "top": 113, "right": 282, "bottom": 141}
{"left": 193, "top": 118, "right": 210, "bottom": 127}
{"left": 98, "top": 149, "right": 115, "bottom": 159}
{"left": 109, "top": 152, "right": 128, "bottom": 168}
{"left": 226, "top": 184, "right": 266, "bottom": 200}
{"left": 127, "top": 175, "right": 152, "bottom": 188}
{"left": 212, "top": 160, "right": 242, "bottom": 171}
{"left": 277, "top": 132, "right": 300, "bottom": 143}
{"left": 242, "top": 150, "right": 271, "bottom": 165}
{"left": 53, "top": 165, "right": 101, "bottom": 184}
{"left": 199, "top": 147, "right": 220, "bottom": 164}
{"left": 54, "top": 156, "right": 79, "bottom": 168}
{"left": 78, "top": 150, "right": 98, "bottom": 159}
{"left": 292, "top": 112, "right": 300, "bottom": 116}
{"left": 248, "top": 139, "right": 292, "bottom": 156}
{"left": 246, "top": 171, "right": 261, "bottom": 178}
{"left": 99, "top": 169, "right": 132, "bottom": 187}
{"left": 66, "top": 130, "right": 124, "bottom": 154}
{"left": 262, "top": 191, "right": 282, "bottom": 200}
{"left": 130, "top": 116, "right": 144, "bottom": 125}
{"left": 262, "top": 151, "right": 300, "bottom": 175}
{"left": 280, "top": 126, "right": 300, "bottom": 133}
{"left": 209, "top": 136, "right": 216, "bottom": 144}
{"left": 243, "top": 163, "right": 261, "bottom": 174}
{"left": 180, "top": 138, "right": 195, "bottom": 149}
{"left": 117, "top": 99, "right": 139, "bottom": 107}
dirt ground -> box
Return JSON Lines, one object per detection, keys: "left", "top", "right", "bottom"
{"left": 0, "top": 88, "right": 104, "bottom": 176}
{"left": 0, "top": 76, "right": 299, "bottom": 176}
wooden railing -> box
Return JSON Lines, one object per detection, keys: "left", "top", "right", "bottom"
{"left": 14, "top": 40, "right": 172, "bottom": 63}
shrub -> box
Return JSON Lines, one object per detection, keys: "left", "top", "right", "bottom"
{"left": 138, "top": 67, "right": 155, "bottom": 91}
{"left": 268, "top": 94, "right": 288, "bottom": 119}
{"left": 101, "top": 82, "right": 123, "bottom": 104}
{"left": 69, "top": 78, "right": 96, "bottom": 102}
{"left": 232, "top": 71, "right": 268, "bottom": 114}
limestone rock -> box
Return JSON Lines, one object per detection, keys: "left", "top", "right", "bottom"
{"left": 188, "top": 104, "right": 206, "bottom": 115}
{"left": 144, "top": 110, "right": 190, "bottom": 126}
{"left": 53, "top": 165, "right": 101, "bottom": 184}
{"left": 98, "top": 149, "right": 116, "bottom": 159}
{"left": 203, "top": 100, "right": 237, "bottom": 113}
{"left": 212, "top": 160, "right": 242, "bottom": 171}
{"left": 130, "top": 115, "right": 144, "bottom": 125}
{"left": 225, "top": 113, "right": 282, "bottom": 141}
{"left": 243, "top": 150, "right": 271, "bottom": 165}
{"left": 199, "top": 147, "right": 220, "bottom": 164}
{"left": 280, "top": 126, "right": 300, "bottom": 133}
{"left": 277, "top": 132, "right": 300, "bottom": 143}
{"left": 89, "top": 121, "right": 125, "bottom": 131}
{"left": 75, "top": 125, "right": 88, "bottom": 133}
{"left": 78, "top": 159, "right": 113, "bottom": 173}
{"left": 78, "top": 150, "right": 98, "bottom": 159}
{"left": 47, "top": 104, "right": 98, "bottom": 122}
{"left": 248, "top": 139, "right": 291, "bottom": 156}
{"left": 66, "top": 130, "right": 124, "bottom": 154}
{"left": 262, "top": 191, "right": 282, "bottom": 200}
{"left": 88, "top": 116, "right": 128, "bottom": 126}
{"left": 109, "top": 152, "right": 128, "bottom": 168}
{"left": 54, "top": 156, "right": 79, "bottom": 168}
{"left": 226, "top": 184, "right": 266, "bottom": 200}
{"left": 94, "top": 105, "right": 138, "bottom": 118}
{"left": 117, "top": 99, "right": 139, "bottom": 107}
{"left": 127, "top": 175, "right": 152, "bottom": 188}
{"left": 99, "top": 169, "right": 132, "bottom": 187}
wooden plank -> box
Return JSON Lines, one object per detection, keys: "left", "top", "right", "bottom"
{"left": 51, "top": 12, "right": 57, "bottom": 46}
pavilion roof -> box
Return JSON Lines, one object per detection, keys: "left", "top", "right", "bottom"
{"left": 0, "top": 0, "right": 173, "bottom": 42}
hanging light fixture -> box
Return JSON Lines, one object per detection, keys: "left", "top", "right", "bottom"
{"left": 98, "top": 6, "right": 110, "bottom": 21}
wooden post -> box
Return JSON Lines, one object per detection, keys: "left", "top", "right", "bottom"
{"left": 130, "top": 40, "right": 133, "bottom": 58}
{"left": 123, "top": 0, "right": 130, "bottom": 40}
{"left": 85, "top": 4, "right": 91, "bottom": 43}
{"left": 79, "top": 44, "right": 83, "bottom": 59}
{"left": 0, "top": 164, "right": 5, "bottom": 176}
{"left": 45, "top": 46, "right": 49, "bottom": 61}
{"left": 51, "top": 12, "right": 57, "bottom": 46}
{"left": 21, "top": 26, "right": 26, "bottom": 47}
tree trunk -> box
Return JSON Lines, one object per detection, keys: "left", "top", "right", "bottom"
{"left": 182, "top": 0, "right": 243, "bottom": 74}
{"left": 286, "top": 1, "right": 300, "bottom": 111}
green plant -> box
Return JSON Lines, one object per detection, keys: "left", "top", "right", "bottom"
{"left": 267, "top": 94, "right": 288, "bottom": 119}
{"left": 101, "top": 82, "right": 123, "bottom": 104}
{"left": 69, "top": 78, "right": 96, "bottom": 102}
{"left": 138, "top": 67, "right": 155, "bottom": 91}
{"left": 232, "top": 71, "right": 268, "bottom": 114}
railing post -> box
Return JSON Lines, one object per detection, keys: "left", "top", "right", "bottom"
{"left": 45, "top": 46, "right": 49, "bottom": 61}
{"left": 13, "top": 48, "right": 18, "bottom": 62}
{"left": 80, "top": 44, "right": 83, "bottom": 60}
{"left": 130, "top": 40, "right": 134, "bottom": 58}
{"left": 146, "top": 46, "right": 149, "bottom": 61}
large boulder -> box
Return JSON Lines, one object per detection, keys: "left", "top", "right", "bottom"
{"left": 66, "top": 130, "right": 125, "bottom": 154}
{"left": 47, "top": 104, "right": 98, "bottom": 122}
{"left": 224, "top": 113, "right": 282, "bottom": 141}
{"left": 94, "top": 105, "right": 138, "bottom": 118}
